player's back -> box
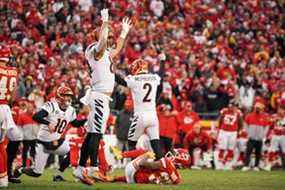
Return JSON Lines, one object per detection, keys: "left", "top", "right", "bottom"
{"left": 125, "top": 73, "right": 160, "bottom": 113}
{"left": 85, "top": 43, "right": 115, "bottom": 93}
{"left": 0, "top": 65, "right": 17, "bottom": 104}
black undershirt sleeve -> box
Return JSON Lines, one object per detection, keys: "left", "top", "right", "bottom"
{"left": 32, "top": 109, "right": 50, "bottom": 125}
{"left": 70, "top": 119, "right": 87, "bottom": 128}
{"left": 115, "top": 74, "right": 127, "bottom": 87}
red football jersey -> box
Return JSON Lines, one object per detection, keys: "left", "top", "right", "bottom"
{"left": 270, "top": 113, "right": 285, "bottom": 136}
{"left": 0, "top": 65, "right": 18, "bottom": 104}
{"left": 134, "top": 158, "right": 180, "bottom": 184}
{"left": 219, "top": 108, "right": 242, "bottom": 132}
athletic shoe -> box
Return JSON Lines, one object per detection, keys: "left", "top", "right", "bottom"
{"left": 253, "top": 167, "right": 260, "bottom": 171}
{"left": 241, "top": 166, "right": 250, "bottom": 171}
{"left": 88, "top": 167, "right": 109, "bottom": 182}
{"left": 263, "top": 165, "right": 271, "bottom": 172}
{"left": 53, "top": 175, "right": 66, "bottom": 182}
{"left": 191, "top": 165, "right": 202, "bottom": 170}
{"left": 73, "top": 167, "right": 94, "bottom": 185}
{"left": 13, "top": 167, "right": 23, "bottom": 178}
{"left": 8, "top": 176, "right": 21, "bottom": 183}
{"left": 0, "top": 176, "right": 8, "bottom": 188}
{"left": 110, "top": 146, "right": 123, "bottom": 160}
{"left": 22, "top": 168, "right": 41, "bottom": 177}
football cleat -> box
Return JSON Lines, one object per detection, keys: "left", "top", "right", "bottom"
{"left": 23, "top": 168, "right": 41, "bottom": 177}
{"left": 73, "top": 167, "right": 94, "bottom": 185}
{"left": 53, "top": 175, "right": 66, "bottom": 182}
{"left": 8, "top": 176, "right": 21, "bottom": 183}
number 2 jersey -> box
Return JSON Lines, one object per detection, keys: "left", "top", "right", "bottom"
{"left": 37, "top": 100, "right": 76, "bottom": 142}
{"left": 125, "top": 74, "right": 161, "bottom": 113}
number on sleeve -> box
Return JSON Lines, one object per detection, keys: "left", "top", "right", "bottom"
{"left": 143, "top": 83, "right": 152, "bottom": 102}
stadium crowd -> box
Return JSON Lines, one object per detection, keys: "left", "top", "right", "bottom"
{"left": 0, "top": 0, "right": 285, "bottom": 181}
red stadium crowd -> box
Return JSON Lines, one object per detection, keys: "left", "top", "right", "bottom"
{"left": 0, "top": 0, "right": 285, "bottom": 175}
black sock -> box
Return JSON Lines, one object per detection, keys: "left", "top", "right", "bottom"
{"left": 127, "top": 140, "right": 137, "bottom": 151}
{"left": 79, "top": 133, "right": 91, "bottom": 167}
{"left": 7, "top": 141, "right": 21, "bottom": 177}
{"left": 59, "top": 153, "right": 70, "bottom": 172}
{"left": 150, "top": 139, "right": 163, "bottom": 160}
{"left": 88, "top": 133, "right": 102, "bottom": 167}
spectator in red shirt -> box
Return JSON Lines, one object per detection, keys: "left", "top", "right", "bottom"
{"left": 242, "top": 102, "right": 271, "bottom": 171}
{"left": 158, "top": 104, "right": 179, "bottom": 155}
{"left": 183, "top": 121, "right": 212, "bottom": 169}
{"left": 178, "top": 101, "right": 200, "bottom": 142}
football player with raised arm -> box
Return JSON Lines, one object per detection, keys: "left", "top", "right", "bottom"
{"left": 73, "top": 8, "right": 132, "bottom": 184}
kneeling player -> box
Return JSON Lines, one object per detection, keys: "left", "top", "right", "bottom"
{"left": 112, "top": 151, "right": 180, "bottom": 184}
{"left": 22, "top": 86, "right": 86, "bottom": 180}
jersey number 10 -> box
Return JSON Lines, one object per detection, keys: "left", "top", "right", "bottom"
{"left": 54, "top": 119, "right": 68, "bottom": 134}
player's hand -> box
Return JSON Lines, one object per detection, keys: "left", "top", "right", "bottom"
{"left": 122, "top": 17, "right": 132, "bottom": 33}
{"left": 47, "top": 123, "right": 56, "bottom": 133}
{"left": 120, "top": 17, "right": 132, "bottom": 39}
{"left": 101, "top": 8, "right": 109, "bottom": 22}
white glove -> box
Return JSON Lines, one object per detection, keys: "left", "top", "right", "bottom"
{"left": 101, "top": 8, "right": 109, "bottom": 22}
{"left": 120, "top": 17, "right": 132, "bottom": 39}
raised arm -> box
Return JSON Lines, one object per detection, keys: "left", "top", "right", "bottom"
{"left": 110, "top": 17, "right": 132, "bottom": 59}
{"left": 95, "top": 9, "right": 109, "bottom": 56}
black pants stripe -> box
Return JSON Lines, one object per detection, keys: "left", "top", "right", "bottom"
{"left": 244, "top": 139, "right": 263, "bottom": 167}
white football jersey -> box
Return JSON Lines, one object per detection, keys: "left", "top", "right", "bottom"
{"left": 37, "top": 100, "right": 76, "bottom": 142}
{"left": 125, "top": 73, "right": 161, "bottom": 113}
{"left": 85, "top": 42, "right": 115, "bottom": 93}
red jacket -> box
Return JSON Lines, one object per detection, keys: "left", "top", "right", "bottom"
{"left": 158, "top": 113, "right": 178, "bottom": 139}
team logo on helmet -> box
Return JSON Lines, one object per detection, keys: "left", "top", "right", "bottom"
{"left": 129, "top": 59, "right": 148, "bottom": 75}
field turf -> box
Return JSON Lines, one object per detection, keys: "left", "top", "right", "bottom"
{"left": 7, "top": 169, "right": 285, "bottom": 190}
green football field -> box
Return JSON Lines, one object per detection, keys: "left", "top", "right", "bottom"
{"left": 6, "top": 169, "right": 285, "bottom": 190}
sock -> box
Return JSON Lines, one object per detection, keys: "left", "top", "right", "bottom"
{"left": 122, "top": 149, "right": 147, "bottom": 159}
{"left": 150, "top": 139, "right": 163, "bottom": 160}
{"left": 218, "top": 149, "right": 225, "bottom": 161}
{"left": 238, "top": 152, "right": 245, "bottom": 162}
{"left": 98, "top": 140, "right": 110, "bottom": 175}
{"left": 79, "top": 133, "right": 93, "bottom": 167}
{"left": 0, "top": 142, "right": 7, "bottom": 177}
{"left": 70, "top": 145, "right": 79, "bottom": 167}
{"left": 225, "top": 150, "right": 234, "bottom": 162}
{"left": 88, "top": 133, "right": 102, "bottom": 167}
{"left": 59, "top": 153, "right": 70, "bottom": 172}
{"left": 268, "top": 152, "right": 275, "bottom": 162}
{"left": 6, "top": 141, "right": 21, "bottom": 177}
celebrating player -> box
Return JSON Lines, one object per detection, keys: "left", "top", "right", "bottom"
{"left": 115, "top": 58, "right": 163, "bottom": 159}
{"left": 73, "top": 8, "right": 132, "bottom": 184}
{"left": 22, "top": 86, "right": 86, "bottom": 181}
{"left": 217, "top": 100, "right": 243, "bottom": 170}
